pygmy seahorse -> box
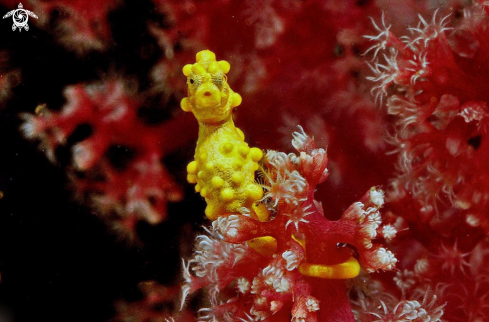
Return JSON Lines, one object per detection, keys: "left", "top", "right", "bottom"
{"left": 182, "top": 51, "right": 361, "bottom": 281}
{"left": 181, "top": 50, "right": 264, "bottom": 220}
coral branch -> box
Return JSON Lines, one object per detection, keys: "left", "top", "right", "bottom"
{"left": 21, "top": 79, "right": 188, "bottom": 237}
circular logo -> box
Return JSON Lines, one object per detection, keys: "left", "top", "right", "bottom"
{"left": 13, "top": 9, "right": 28, "bottom": 28}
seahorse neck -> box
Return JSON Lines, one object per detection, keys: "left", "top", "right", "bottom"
{"left": 197, "top": 117, "right": 236, "bottom": 145}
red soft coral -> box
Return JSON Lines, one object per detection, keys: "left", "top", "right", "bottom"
{"left": 20, "top": 79, "right": 193, "bottom": 237}
{"left": 360, "top": 2, "right": 489, "bottom": 321}
{"left": 29, "top": 0, "right": 119, "bottom": 53}
{"left": 367, "top": 1, "right": 489, "bottom": 237}
{"left": 182, "top": 127, "right": 397, "bottom": 321}
{"left": 113, "top": 281, "right": 196, "bottom": 322}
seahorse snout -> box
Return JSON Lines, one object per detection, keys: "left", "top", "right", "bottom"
{"left": 195, "top": 84, "right": 221, "bottom": 108}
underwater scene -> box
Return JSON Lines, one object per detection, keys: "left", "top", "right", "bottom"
{"left": 0, "top": 0, "right": 488, "bottom": 321}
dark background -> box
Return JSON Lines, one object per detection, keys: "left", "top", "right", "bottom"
{"left": 0, "top": 1, "right": 205, "bottom": 321}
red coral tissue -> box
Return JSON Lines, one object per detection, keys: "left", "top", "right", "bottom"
{"left": 20, "top": 79, "right": 186, "bottom": 237}
{"left": 361, "top": 1, "right": 489, "bottom": 321}
{"left": 181, "top": 127, "right": 397, "bottom": 321}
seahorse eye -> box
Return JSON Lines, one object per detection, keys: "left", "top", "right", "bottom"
{"left": 190, "top": 78, "right": 195, "bottom": 84}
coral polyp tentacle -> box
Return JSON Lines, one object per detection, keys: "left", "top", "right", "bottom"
{"left": 182, "top": 50, "right": 264, "bottom": 220}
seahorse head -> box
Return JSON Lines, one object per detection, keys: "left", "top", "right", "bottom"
{"left": 181, "top": 50, "right": 242, "bottom": 124}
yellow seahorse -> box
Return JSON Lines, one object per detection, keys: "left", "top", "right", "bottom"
{"left": 182, "top": 50, "right": 360, "bottom": 280}
{"left": 181, "top": 50, "right": 264, "bottom": 220}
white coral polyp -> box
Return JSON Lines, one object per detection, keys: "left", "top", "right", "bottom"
{"left": 72, "top": 141, "right": 95, "bottom": 170}
{"left": 270, "top": 301, "right": 283, "bottom": 313}
{"left": 189, "top": 232, "right": 247, "bottom": 282}
{"left": 126, "top": 199, "right": 160, "bottom": 224}
{"left": 369, "top": 188, "right": 385, "bottom": 207}
{"left": 285, "top": 203, "right": 313, "bottom": 230}
{"left": 250, "top": 306, "right": 269, "bottom": 321}
{"left": 262, "top": 264, "right": 284, "bottom": 286}
{"left": 416, "top": 308, "right": 430, "bottom": 321}
{"left": 376, "top": 247, "right": 397, "bottom": 270}
{"left": 414, "top": 258, "right": 430, "bottom": 275}
{"left": 299, "top": 151, "right": 313, "bottom": 165}
{"left": 299, "top": 148, "right": 329, "bottom": 183}
{"left": 382, "top": 224, "right": 397, "bottom": 240}
{"left": 292, "top": 125, "right": 309, "bottom": 151}
{"left": 305, "top": 297, "right": 320, "bottom": 312}
{"left": 459, "top": 103, "right": 487, "bottom": 123}
{"left": 343, "top": 202, "right": 366, "bottom": 222}
{"left": 393, "top": 269, "right": 416, "bottom": 290}
{"left": 250, "top": 277, "right": 260, "bottom": 294}
{"left": 213, "top": 215, "right": 241, "bottom": 239}
{"left": 288, "top": 170, "right": 307, "bottom": 193}
{"left": 282, "top": 250, "right": 300, "bottom": 270}
{"left": 265, "top": 150, "right": 290, "bottom": 170}
{"left": 237, "top": 277, "right": 250, "bottom": 294}
{"left": 363, "top": 239, "right": 373, "bottom": 249}
{"left": 466, "top": 214, "right": 480, "bottom": 227}
{"left": 361, "top": 221, "right": 378, "bottom": 239}
{"left": 20, "top": 113, "right": 43, "bottom": 139}
{"left": 289, "top": 152, "right": 301, "bottom": 165}
{"left": 273, "top": 277, "right": 291, "bottom": 293}
{"left": 263, "top": 168, "right": 307, "bottom": 207}
{"left": 254, "top": 296, "right": 267, "bottom": 306}
{"left": 400, "top": 300, "right": 422, "bottom": 319}
{"left": 366, "top": 209, "right": 382, "bottom": 229}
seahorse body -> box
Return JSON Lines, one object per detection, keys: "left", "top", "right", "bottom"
{"left": 181, "top": 50, "right": 263, "bottom": 220}
{"left": 182, "top": 51, "right": 361, "bottom": 280}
